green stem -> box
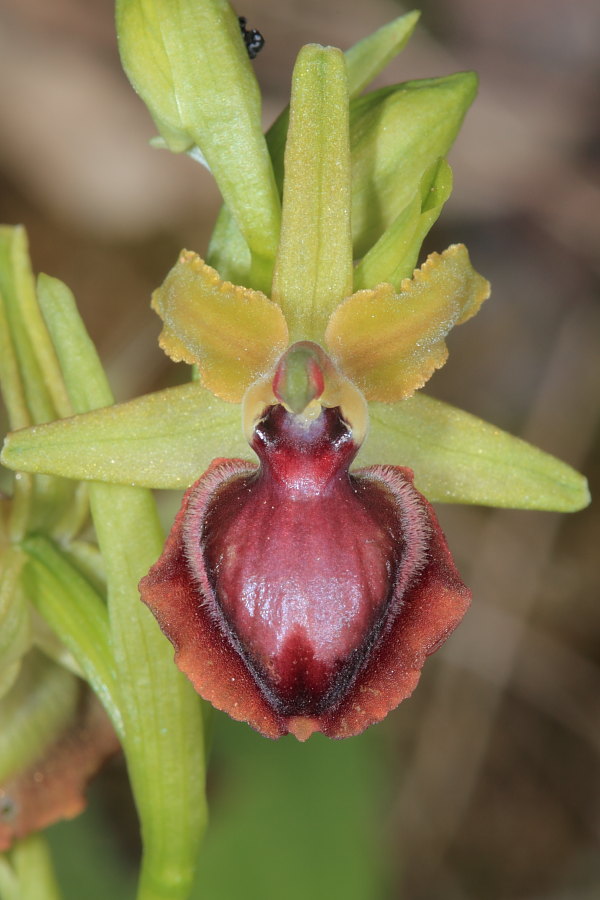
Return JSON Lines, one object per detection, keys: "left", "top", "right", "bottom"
{"left": 38, "top": 274, "right": 208, "bottom": 900}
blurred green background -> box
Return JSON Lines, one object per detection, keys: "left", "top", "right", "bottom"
{"left": 1, "top": 1, "right": 599, "bottom": 898}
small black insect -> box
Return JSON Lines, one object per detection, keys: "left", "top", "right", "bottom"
{"left": 238, "top": 15, "right": 265, "bottom": 60}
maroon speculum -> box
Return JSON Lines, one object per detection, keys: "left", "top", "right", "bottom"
{"left": 139, "top": 343, "right": 470, "bottom": 740}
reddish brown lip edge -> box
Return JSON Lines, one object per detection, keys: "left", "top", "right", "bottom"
{"left": 139, "top": 406, "right": 470, "bottom": 741}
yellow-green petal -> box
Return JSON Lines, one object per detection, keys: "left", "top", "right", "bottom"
{"left": 152, "top": 251, "right": 288, "bottom": 401}
{"left": 326, "top": 244, "right": 490, "bottom": 401}
{"left": 1, "top": 384, "right": 246, "bottom": 489}
{"left": 271, "top": 44, "right": 353, "bottom": 342}
{"left": 358, "top": 393, "right": 590, "bottom": 512}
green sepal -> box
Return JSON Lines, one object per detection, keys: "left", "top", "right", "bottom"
{"left": 1, "top": 383, "right": 245, "bottom": 489}
{"left": 207, "top": 12, "right": 420, "bottom": 285}
{"left": 36, "top": 268, "right": 207, "bottom": 899}
{"left": 351, "top": 72, "right": 477, "bottom": 257}
{"left": 3, "top": 354, "right": 588, "bottom": 512}
{"left": 0, "top": 649, "right": 80, "bottom": 784}
{"left": 271, "top": 44, "right": 353, "bottom": 341}
{"left": 358, "top": 393, "right": 590, "bottom": 511}
{"left": 354, "top": 158, "right": 453, "bottom": 290}
{"left": 116, "top": 0, "right": 280, "bottom": 292}
{"left": 21, "top": 536, "right": 123, "bottom": 740}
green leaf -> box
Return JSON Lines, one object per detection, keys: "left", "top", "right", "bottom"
{"left": 59, "top": 539, "right": 106, "bottom": 596}
{"left": 36, "top": 273, "right": 207, "bottom": 899}
{"left": 207, "top": 12, "right": 420, "bottom": 285}
{"left": 116, "top": 0, "right": 280, "bottom": 292}
{"left": 354, "top": 158, "right": 453, "bottom": 290}
{"left": 0, "top": 288, "right": 33, "bottom": 542}
{"left": 21, "top": 536, "right": 123, "bottom": 740}
{"left": 0, "top": 229, "right": 70, "bottom": 424}
{"left": 271, "top": 44, "right": 353, "bottom": 342}
{"left": 359, "top": 393, "right": 590, "bottom": 511}
{"left": 1, "top": 383, "right": 245, "bottom": 489}
{"left": 36, "top": 275, "right": 113, "bottom": 414}
{"left": 351, "top": 72, "right": 477, "bottom": 257}
{"left": 205, "top": 212, "right": 251, "bottom": 288}
{"left": 196, "top": 718, "right": 387, "bottom": 900}
{"left": 0, "top": 229, "right": 79, "bottom": 538}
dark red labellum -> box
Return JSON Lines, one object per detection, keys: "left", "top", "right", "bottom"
{"left": 140, "top": 403, "right": 470, "bottom": 740}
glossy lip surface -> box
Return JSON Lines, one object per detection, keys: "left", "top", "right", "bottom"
{"left": 139, "top": 402, "right": 471, "bottom": 740}
{"left": 190, "top": 406, "right": 430, "bottom": 717}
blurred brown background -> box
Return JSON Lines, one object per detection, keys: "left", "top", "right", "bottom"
{"left": 1, "top": 1, "right": 599, "bottom": 899}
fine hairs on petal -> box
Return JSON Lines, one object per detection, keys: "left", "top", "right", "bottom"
{"left": 356, "top": 465, "right": 432, "bottom": 605}
{"left": 183, "top": 457, "right": 257, "bottom": 618}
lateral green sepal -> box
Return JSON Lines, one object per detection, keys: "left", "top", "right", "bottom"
{"left": 1, "top": 383, "right": 245, "bottom": 489}
{"left": 358, "top": 393, "right": 590, "bottom": 511}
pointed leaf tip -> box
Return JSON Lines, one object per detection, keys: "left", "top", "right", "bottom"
{"left": 345, "top": 11, "right": 421, "bottom": 97}
{"left": 1, "top": 383, "right": 246, "bottom": 489}
{"left": 360, "top": 393, "right": 590, "bottom": 511}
